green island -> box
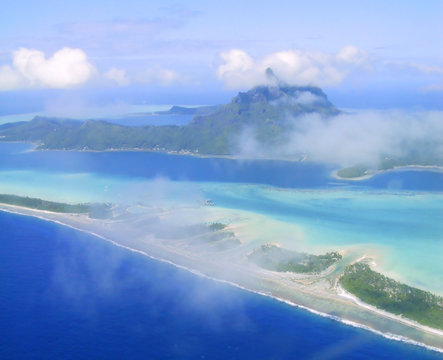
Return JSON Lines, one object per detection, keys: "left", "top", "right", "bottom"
{"left": 205, "top": 223, "right": 239, "bottom": 250}
{"left": 0, "top": 72, "right": 338, "bottom": 155}
{"left": 154, "top": 105, "right": 219, "bottom": 116}
{"left": 337, "top": 157, "right": 443, "bottom": 179}
{"left": 208, "top": 222, "right": 227, "bottom": 231}
{"left": 340, "top": 262, "right": 443, "bottom": 330}
{"left": 336, "top": 165, "right": 369, "bottom": 179}
{"left": 248, "top": 244, "right": 342, "bottom": 274}
{"left": 0, "top": 194, "right": 112, "bottom": 219}
{"left": 154, "top": 222, "right": 240, "bottom": 251}
{"left": 1, "top": 72, "right": 440, "bottom": 174}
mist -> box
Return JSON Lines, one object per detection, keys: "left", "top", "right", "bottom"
{"left": 234, "top": 109, "right": 443, "bottom": 167}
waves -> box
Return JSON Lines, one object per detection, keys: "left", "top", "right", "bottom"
{"left": 1, "top": 207, "right": 442, "bottom": 355}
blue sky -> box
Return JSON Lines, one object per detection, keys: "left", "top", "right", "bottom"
{"left": 0, "top": 0, "right": 442, "bottom": 110}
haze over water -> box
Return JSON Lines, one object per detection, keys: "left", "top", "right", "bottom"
{"left": 1, "top": 142, "right": 442, "bottom": 295}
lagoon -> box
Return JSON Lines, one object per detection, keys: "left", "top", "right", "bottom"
{"left": 0, "top": 142, "right": 442, "bottom": 355}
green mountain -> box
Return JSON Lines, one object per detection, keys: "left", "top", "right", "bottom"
{"left": 0, "top": 81, "right": 338, "bottom": 155}
{"left": 154, "top": 105, "right": 219, "bottom": 116}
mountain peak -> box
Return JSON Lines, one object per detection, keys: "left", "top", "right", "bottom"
{"left": 265, "top": 67, "right": 280, "bottom": 86}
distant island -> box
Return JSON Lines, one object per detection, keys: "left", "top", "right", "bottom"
{"left": 0, "top": 69, "right": 338, "bottom": 155}
{"left": 340, "top": 262, "right": 443, "bottom": 330}
{"left": 248, "top": 243, "right": 342, "bottom": 274}
{"left": 1, "top": 196, "right": 442, "bottom": 347}
{"left": 336, "top": 160, "right": 443, "bottom": 180}
{"left": 154, "top": 105, "right": 219, "bottom": 116}
{"left": 0, "top": 69, "right": 441, "bottom": 176}
{"left": 0, "top": 194, "right": 111, "bottom": 219}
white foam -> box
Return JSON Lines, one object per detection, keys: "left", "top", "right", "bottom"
{"left": 1, "top": 207, "right": 442, "bottom": 355}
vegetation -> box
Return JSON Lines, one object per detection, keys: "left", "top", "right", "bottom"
{"left": 337, "top": 156, "right": 443, "bottom": 179}
{"left": 0, "top": 83, "right": 338, "bottom": 155}
{"left": 208, "top": 222, "right": 227, "bottom": 231}
{"left": 340, "top": 263, "right": 443, "bottom": 330}
{"left": 337, "top": 165, "right": 368, "bottom": 179}
{"left": 155, "top": 105, "right": 219, "bottom": 116}
{"left": 249, "top": 244, "right": 342, "bottom": 274}
{"left": 0, "top": 194, "right": 111, "bottom": 218}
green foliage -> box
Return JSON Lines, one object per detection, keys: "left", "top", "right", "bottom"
{"left": 0, "top": 193, "right": 111, "bottom": 218}
{"left": 0, "top": 193, "right": 89, "bottom": 213}
{"left": 155, "top": 105, "right": 219, "bottom": 116}
{"left": 337, "top": 155, "right": 443, "bottom": 179}
{"left": 249, "top": 244, "right": 342, "bottom": 274}
{"left": 337, "top": 165, "right": 368, "bottom": 178}
{"left": 340, "top": 263, "right": 443, "bottom": 330}
{"left": 0, "top": 84, "right": 339, "bottom": 156}
{"left": 208, "top": 222, "right": 227, "bottom": 231}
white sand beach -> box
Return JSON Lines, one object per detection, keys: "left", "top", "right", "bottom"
{"left": 1, "top": 202, "right": 442, "bottom": 353}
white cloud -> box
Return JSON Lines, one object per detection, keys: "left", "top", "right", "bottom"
{"left": 104, "top": 67, "right": 130, "bottom": 86}
{"left": 295, "top": 92, "right": 324, "bottom": 105}
{"left": 420, "top": 83, "right": 443, "bottom": 93}
{"left": 336, "top": 45, "right": 367, "bottom": 64}
{"left": 0, "top": 47, "right": 95, "bottom": 90}
{"left": 234, "top": 110, "right": 443, "bottom": 166}
{"left": 0, "top": 65, "right": 24, "bottom": 90}
{"left": 407, "top": 63, "right": 443, "bottom": 75}
{"left": 216, "top": 49, "right": 256, "bottom": 88}
{"left": 217, "top": 46, "right": 367, "bottom": 89}
{"left": 137, "top": 67, "right": 180, "bottom": 86}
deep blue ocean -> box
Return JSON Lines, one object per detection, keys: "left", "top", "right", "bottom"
{"left": 1, "top": 142, "right": 443, "bottom": 359}
{"left": 1, "top": 211, "right": 442, "bottom": 360}
{"left": 0, "top": 142, "right": 442, "bottom": 191}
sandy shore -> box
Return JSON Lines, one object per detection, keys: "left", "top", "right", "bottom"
{"left": 333, "top": 165, "right": 443, "bottom": 181}
{"left": 1, "top": 203, "right": 442, "bottom": 353}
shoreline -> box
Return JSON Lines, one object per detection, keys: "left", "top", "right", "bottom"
{"left": 1, "top": 204, "right": 442, "bottom": 354}
{"left": 332, "top": 165, "right": 443, "bottom": 181}
{"left": 3, "top": 141, "right": 443, "bottom": 182}
{"left": 23, "top": 143, "right": 443, "bottom": 182}
{"left": 0, "top": 140, "right": 306, "bottom": 163}
{"left": 36, "top": 147, "right": 307, "bottom": 163}
{"left": 336, "top": 284, "right": 443, "bottom": 338}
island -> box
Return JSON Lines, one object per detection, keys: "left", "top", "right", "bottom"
{"left": 0, "top": 69, "right": 338, "bottom": 155}
{"left": 337, "top": 158, "right": 443, "bottom": 180}
{"left": 340, "top": 262, "right": 443, "bottom": 330}
{"left": 248, "top": 244, "right": 342, "bottom": 274}
{"left": 0, "top": 194, "right": 112, "bottom": 219}
{"left": 1, "top": 69, "right": 440, "bottom": 177}
{"left": 154, "top": 105, "right": 219, "bottom": 116}
{"left": 0, "top": 197, "right": 442, "bottom": 350}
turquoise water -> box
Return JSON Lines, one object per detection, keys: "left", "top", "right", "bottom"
{"left": 201, "top": 184, "right": 443, "bottom": 294}
{"left": 3, "top": 211, "right": 442, "bottom": 359}
{"left": 0, "top": 143, "right": 441, "bottom": 295}
{"left": 1, "top": 168, "right": 441, "bottom": 294}
{"left": 0, "top": 142, "right": 442, "bottom": 358}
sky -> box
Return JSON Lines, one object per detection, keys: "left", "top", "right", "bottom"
{"left": 0, "top": 0, "right": 442, "bottom": 111}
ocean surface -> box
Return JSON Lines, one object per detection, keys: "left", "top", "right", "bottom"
{"left": 1, "top": 211, "right": 442, "bottom": 360}
{"left": 0, "top": 142, "right": 442, "bottom": 358}
{"left": 0, "top": 142, "right": 442, "bottom": 192}
{"left": 0, "top": 105, "right": 195, "bottom": 126}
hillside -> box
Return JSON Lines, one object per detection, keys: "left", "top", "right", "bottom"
{"left": 340, "top": 262, "right": 443, "bottom": 330}
{"left": 0, "top": 81, "right": 338, "bottom": 155}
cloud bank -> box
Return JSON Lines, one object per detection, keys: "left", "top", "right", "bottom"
{"left": 136, "top": 67, "right": 181, "bottom": 86}
{"left": 0, "top": 47, "right": 95, "bottom": 90}
{"left": 104, "top": 67, "right": 130, "bottom": 86}
{"left": 0, "top": 47, "right": 183, "bottom": 90}
{"left": 235, "top": 110, "right": 443, "bottom": 166}
{"left": 217, "top": 46, "right": 367, "bottom": 89}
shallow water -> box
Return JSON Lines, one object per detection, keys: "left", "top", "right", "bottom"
{"left": 201, "top": 184, "right": 443, "bottom": 294}
{"left": 0, "top": 142, "right": 442, "bottom": 357}
{"left": 0, "top": 152, "right": 441, "bottom": 294}
{"left": 1, "top": 211, "right": 442, "bottom": 359}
